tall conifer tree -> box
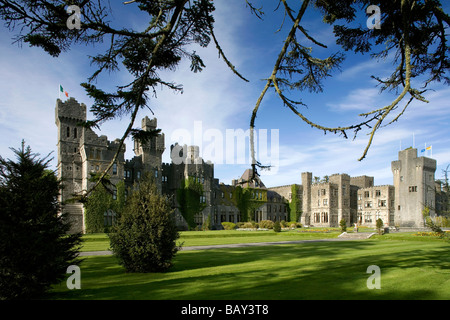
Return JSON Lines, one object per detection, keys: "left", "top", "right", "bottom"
{"left": 0, "top": 141, "right": 82, "bottom": 300}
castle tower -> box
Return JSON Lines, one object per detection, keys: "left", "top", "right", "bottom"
{"left": 391, "top": 148, "right": 436, "bottom": 228}
{"left": 55, "top": 98, "right": 86, "bottom": 233}
{"left": 301, "top": 172, "right": 312, "bottom": 225}
{"left": 329, "top": 174, "right": 351, "bottom": 227}
{"left": 133, "top": 116, "right": 165, "bottom": 191}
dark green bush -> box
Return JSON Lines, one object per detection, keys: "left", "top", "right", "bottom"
{"left": 376, "top": 218, "right": 384, "bottom": 235}
{"left": 340, "top": 219, "right": 347, "bottom": 233}
{"left": 108, "top": 173, "right": 180, "bottom": 273}
{"left": 273, "top": 221, "right": 281, "bottom": 233}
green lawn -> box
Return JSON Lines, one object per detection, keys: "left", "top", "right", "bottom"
{"left": 80, "top": 229, "right": 343, "bottom": 251}
{"left": 52, "top": 233, "right": 450, "bottom": 300}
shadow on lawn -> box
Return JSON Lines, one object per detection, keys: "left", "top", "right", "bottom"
{"left": 50, "top": 240, "right": 450, "bottom": 300}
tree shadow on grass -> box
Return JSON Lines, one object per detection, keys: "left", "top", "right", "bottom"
{"left": 50, "top": 240, "right": 450, "bottom": 300}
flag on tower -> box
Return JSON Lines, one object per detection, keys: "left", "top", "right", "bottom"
{"left": 59, "top": 85, "right": 69, "bottom": 98}
{"left": 421, "top": 144, "right": 433, "bottom": 157}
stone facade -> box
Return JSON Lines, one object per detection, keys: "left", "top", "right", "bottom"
{"left": 56, "top": 98, "right": 444, "bottom": 233}
{"left": 391, "top": 148, "right": 437, "bottom": 227}
{"left": 357, "top": 185, "right": 395, "bottom": 227}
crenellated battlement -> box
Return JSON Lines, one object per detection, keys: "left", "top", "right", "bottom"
{"left": 56, "top": 99, "right": 444, "bottom": 234}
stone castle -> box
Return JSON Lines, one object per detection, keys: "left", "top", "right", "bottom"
{"left": 56, "top": 98, "right": 446, "bottom": 233}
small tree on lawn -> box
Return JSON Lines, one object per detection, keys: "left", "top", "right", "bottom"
{"left": 422, "top": 206, "right": 446, "bottom": 238}
{"left": 109, "top": 173, "right": 180, "bottom": 273}
{"left": 376, "top": 218, "right": 384, "bottom": 235}
{"left": 273, "top": 221, "right": 281, "bottom": 233}
{"left": 339, "top": 219, "right": 347, "bottom": 233}
{"left": 0, "top": 141, "right": 82, "bottom": 300}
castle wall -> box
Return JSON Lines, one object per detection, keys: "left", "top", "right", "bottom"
{"left": 55, "top": 98, "right": 86, "bottom": 232}
{"left": 56, "top": 99, "right": 443, "bottom": 234}
{"left": 301, "top": 172, "right": 312, "bottom": 225}
{"left": 392, "top": 148, "right": 436, "bottom": 228}
{"left": 357, "top": 185, "right": 395, "bottom": 227}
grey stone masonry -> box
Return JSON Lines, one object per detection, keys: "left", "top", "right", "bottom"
{"left": 392, "top": 148, "right": 436, "bottom": 228}
{"left": 56, "top": 98, "right": 445, "bottom": 234}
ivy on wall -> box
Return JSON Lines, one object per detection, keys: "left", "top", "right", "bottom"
{"left": 231, "top": 186, "right": 266, "bottom": 222}
{"left": 84, "top": 178, "right": 127, "bottom": 233}
{"left": 288, "top": 184, "right": 302, "bottom": 222}
{"left": 176, "top": 176, "right": 206, "bottom": 229}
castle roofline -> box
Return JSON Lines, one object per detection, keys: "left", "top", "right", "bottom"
{"left": 268, "top": 183, "right": 301, "bottom": 189}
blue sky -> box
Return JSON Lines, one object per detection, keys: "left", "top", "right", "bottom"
{"left": 0, "top": 1, "right": 449, "bottom": 188}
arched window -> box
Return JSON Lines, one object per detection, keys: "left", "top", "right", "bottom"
{"left": 66, "top": 127, "right": 70, "bottom": 138}
{"left": 112, "top": 163, "right": 117, "bottom": 175}
{"left": 73, "top": 127, "right": 77, "bottom": 138}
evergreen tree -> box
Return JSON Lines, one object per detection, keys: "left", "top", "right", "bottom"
{"left": 109, "top": 173, "right": 180, "bottom": 273}
{"left": 247, "top": 0, "right": 449, "bottom": 178}
{"left": 0, "top": 141, "right": 82, "bottom": 300}
{"left": 273, "top": 221, "right": 281, "bottom": 233}
{"left": 0, "top": 0, "right": 243, "bottom": 199}
{"left": 0, "top": 1, "right": 448, "bottom": 184}
{"left": 289, "top": 184, "right": 301, "bottom": 222}
{"left": 376, "top": 218, "right": 384, "bottom": 235}
{"left": 340, "top": 219, "right": 347, "bottom": 232}
{"left": 422, "top": 206, "right": 445, "bottom": 238}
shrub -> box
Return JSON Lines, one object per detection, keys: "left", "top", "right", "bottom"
{"left": 241, "top": 222, "right": 255, "bottom": 229}
{"left": 249, "top": 221, "right": 259, "bottom": 228}
{"left": 376, "top": 218, "right": 384, "bottom": 235}
{"left": 109, "top": 173, "right": 180, "bottom": 273}
{"left": 259, "top": 220, "right": 274, "bottom": 229}
{"left": 0, "top": 142, "right": 82, "bottom": 299}
{"left": 273, "top": 221, "right": 281, "bottom": 232}
{"left": 290, "top": 222, "right": 302, "bottom": 229}
{"left": 422, "top": 207, "right": 446, "bottom": 238}
{"left": 339, "top": 219, "right": 347, "bottom": 232}
{"left": 221, "top": 222, "right": 236, "bottom": 230}
{"left": 203, "top": 214, "right": 212, "bottom": 231}
{"left": 236, "top": 222, "right": 245, "bottom": 228}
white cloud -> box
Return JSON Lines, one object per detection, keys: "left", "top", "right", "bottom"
{"left": 327, "top": 87, "right": 383, "bottom": 112}
{"left": 1, "top": 2, "right": 449, "bottom": 193}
